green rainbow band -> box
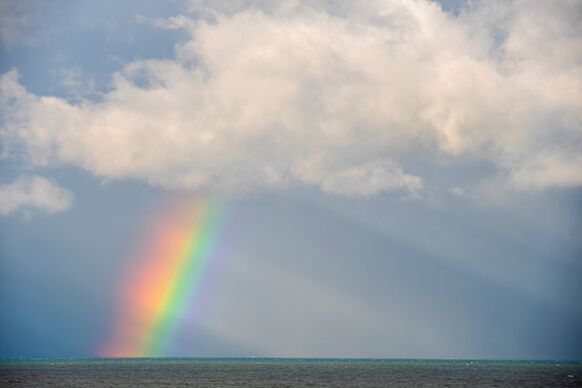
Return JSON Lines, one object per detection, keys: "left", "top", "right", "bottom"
{"left": 143, "top": 198, "right": 228, "bottom": 355}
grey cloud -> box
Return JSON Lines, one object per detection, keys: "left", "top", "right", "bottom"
{"left": 0, "top": 0, "right": 45, "bottom": 48}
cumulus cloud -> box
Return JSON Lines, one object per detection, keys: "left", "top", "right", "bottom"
{"left": 0, "top": 175, "right": 73, "bottom": 215}
{"left": 0, "top": 0, "right": 581, "bottom": 196}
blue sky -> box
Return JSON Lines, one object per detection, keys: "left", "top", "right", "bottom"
{"left": 0, "top": 0, "right": 581, "bottom": 359}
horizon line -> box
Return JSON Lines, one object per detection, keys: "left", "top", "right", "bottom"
{"left": 1, "top": 356, "right": 581, "bottom": 363}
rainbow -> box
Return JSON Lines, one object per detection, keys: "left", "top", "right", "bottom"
{"left": 100, "top": 197, "right": 228, "bottom": 357}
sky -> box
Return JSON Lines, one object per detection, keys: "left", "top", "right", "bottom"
{"left": 0, "top": 0, "right": 581, "bottom": 360}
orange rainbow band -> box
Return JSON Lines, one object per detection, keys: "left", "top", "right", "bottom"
{"left": 101, "top": 197, "right": 227, "bottom": 357}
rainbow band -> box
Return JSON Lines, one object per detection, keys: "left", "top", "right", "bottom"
{"left": 101, "top": 197, "right": 228, "bottom": 357}
{"left": 144, "top": 198, "right": 227, "bottom": 355}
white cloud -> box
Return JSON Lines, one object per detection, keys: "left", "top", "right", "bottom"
{"left": 316, "top": 161, "right": 422, "bottom": 197}
{"left": 510, "top": 153, "right": 582, "bottom": 190}
{"left": 0, "top": 175, "right": 73, "bottom": 215}
{"left": 449, "top": 187, "right": 465, "bottom": 197}
{"left": 0, "top": 0, "right": 581, "bottom": 196}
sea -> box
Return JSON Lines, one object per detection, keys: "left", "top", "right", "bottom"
{"left": 1, "top": 358, "right": 581, "bottom": 387}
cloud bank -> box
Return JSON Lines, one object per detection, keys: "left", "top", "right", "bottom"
{"left": 0, "top": 175, "right": 73, "bottom": 215}
{"left": 1, "top": 0, "right": 581, "bottom": 196}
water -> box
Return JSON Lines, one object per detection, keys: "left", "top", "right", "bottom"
{"left": 1, "top": 358, "right": 581, "bottom": 387}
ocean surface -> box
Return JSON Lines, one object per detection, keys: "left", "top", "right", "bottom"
{"left": 1, "top": 358, "right": 581, "bottom": 387}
